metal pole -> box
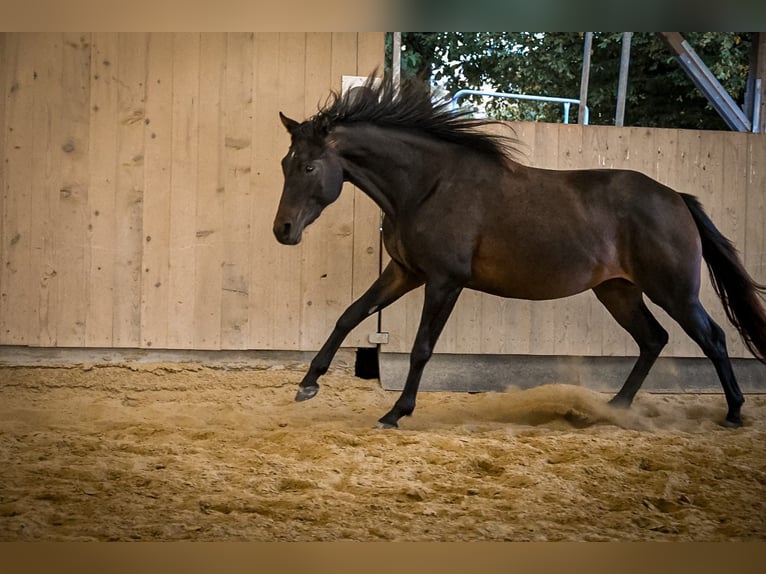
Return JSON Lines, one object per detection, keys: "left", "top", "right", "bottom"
{"left": 658, "top": 32, "right": 751, "bottom": 132}
{"left": 392, "top": 32, "right": 401, "bottom": 92}
{"left": 578, "top": 32, "right": 592, "bottom": 125}
{"left": 615, "top": 32, "right": 632, "bottom": 127}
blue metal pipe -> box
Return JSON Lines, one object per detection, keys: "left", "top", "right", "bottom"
{"left": 450, "top": 88, "right": 590, "bottom": 125}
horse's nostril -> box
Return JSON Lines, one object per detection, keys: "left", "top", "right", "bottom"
{"left": 274, "top": 220, "right": 294, "bottom": 244}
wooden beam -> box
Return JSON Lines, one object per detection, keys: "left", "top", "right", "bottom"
{"left": 658, "top": 32, "right": 752, "bottom": 132}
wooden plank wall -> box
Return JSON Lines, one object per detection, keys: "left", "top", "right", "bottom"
{"left": 0, "top": 32, "right": 384, "bottom": 350}
{"left": 382, "top": 122, "right": 766, "bottom": 359}
{"left": 2, "top": 34, "right": 764, "bottom": 359}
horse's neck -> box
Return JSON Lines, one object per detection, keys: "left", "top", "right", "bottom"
{"left": 333, "top": 124, "right": 437, "bottom": 218}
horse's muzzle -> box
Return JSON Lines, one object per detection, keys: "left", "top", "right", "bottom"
{"left": 273, "top": 220, "right": 301, "bottom": 245}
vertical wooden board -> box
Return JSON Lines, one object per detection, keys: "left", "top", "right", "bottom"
{"left": 403, "top": 288, "right": 427, "bottom": 354}
{"left": 378, "top": 263, "right": 418, "bottom": 354}
{"left": 319, "top": 30, "right": 358, "bottom": 350}
{"left": 86, "top": 32, "right": 119, "bottom": 347}
{"left": 1, "top": 33, "right": 40, "bottom": 344}
{"left": 696, "top": 130, "right": 741, "bottom": 357}
{"left": 105, "top": 34, "right": 147, "bottom": 347}
{"left": 478, "top": 292, "right": 526, "bottom": 355}
{"left": 52, "top": 33, "right": 92, "bottom": 347}
{"left": 193, "top": 33, "right": 226, "bottom": 350}
{"left": 348, "top": 189, "right": 382, "bottom": 349}
{"left": 356, "top": 32, "right": 384, "bottom": 77}
{"left": 299, "top": 32, "right": 349, "bottom": 350}
{"left": 27, "top": 34, "right": 63, "bottom": 346}
{"left": 379, "top": 222, "right": 423, "bottom": 354}
{"left": 580, "top": 125, "right": 626, "bottom": 357}
{"left": 24, "top": 32, "right": 53, "bottom": 345}
{"left": 683, "top": 130, "right": 715, "bottom": 360}
{"left": 111, "top": 33, "right": 147, "bottom": 347}
{"left": 262, "top": 33, "right": 307, "bottom": 349}
{"left": 604, "top": 125, "right": 630, "bottom": 170}
{"left": 553, "top": 123, "right": 592, "bottom": 356}
{"left": 166, "top": 33, "right": 200, "bottom": 349}
{"left": 0, "top": 32, "right": 17, "bottom": 343}
{"left": 614, "top": 125, "right": 656, "bottom": 356}
{"left": 470, "top": 123, "right": 533, "bottom": 356}
{"left": 531, "top": 121, "right": 559, "bottom": 169}
{"left": 720, "top": 133, "right": 749, "bottom": 266}
{"left": 523, "top": 122, "right": 559, "bottom": 355}
{"left": 663, "top": 128, "right": 704, "bottom": 357}
{"left": 219, "top": 32, "right": 254, "bottom": 349}
{"left": 249, "top": 32, "right": 282, "bottom": 350}
{"left": 622, "top": 127, "right": 664, "bottom": 357}
{"left": 479, "top": 121, "right": 536, "bottom": 356}
{"left": 33, "top": 32, "right": 90, "bottom": 348}
{"left": 0, "top": 33, "right": 6, "bottom": 339}
{"left": 436, "top": 61, "right": 486, "bottom": 354}
{"left": 694, "top": 131, "right": 721, "bottom": 231}
{"left": 447, "top": 290, "right": 483, "bottom": 354}
{"left": 249, "top": 33, "right": 311, "bottom": 350}
{"left": 504, "top": 123, "right": 537, "bottom": 355}
{"left": 646, "top": 127, "right": 683, "bottom": 357}
{"left": 603, "top": 126, "right": 642, "bottom": 356}
{"left": 624, "top": 126, "right": 656, "bottom": 178}
{"left": 581, "top": 125, "right": 624, "bottom": 357}
{"left": 140, "top": 33, "right": 173, "bottom": 349}
{"left": 347, "top": 32, "right": 385, "bottom": 348}
{"left": 597, "top": 126, "right": 628, "bottom": 355}
{"left": 719, "top": 132, "right": 749, "bottom": 358}
{"left": 437, "top": 291, "right": 462, "bottom": 353}
{"left": 581, "top": 124, "right": 610, "bottom": 170}
{"left": 509, "top": 121, "right": 535, "bottom": 167}
{"left": 652, "top": 127, "right": 678, "bottom": 189}
{"left": 745, "top": 134, "right": 766, "bottom": 311}
{"left": 45, "top": 33, "right": 91, "bottom": 346}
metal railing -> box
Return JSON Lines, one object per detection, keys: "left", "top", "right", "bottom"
{"left": 450, "top": 89, "right": 590, "bottom": 125}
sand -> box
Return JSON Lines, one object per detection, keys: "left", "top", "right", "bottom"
{"left": 0, "top": 360, "right": 764, "bottom": 541}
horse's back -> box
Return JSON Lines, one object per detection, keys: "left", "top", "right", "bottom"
{"left": 467, "top": 165, "right": 700, "bottom": 300}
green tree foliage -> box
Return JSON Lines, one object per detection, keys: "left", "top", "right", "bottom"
{"left": 388, "top": 32, "right": 752, "bottom": 130}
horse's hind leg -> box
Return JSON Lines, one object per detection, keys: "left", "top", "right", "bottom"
{"left": 660, "top": 297, "right": 744, "bottom": 427}
{"left": 593, "top": 279, "right": 669, "bottom": 407}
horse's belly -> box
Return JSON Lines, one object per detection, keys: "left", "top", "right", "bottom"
{"left": 467, "top": 272, "right": 594, "bottom": 300}
{"left": 469, "top": 243, "right": 623, "bottom": 301}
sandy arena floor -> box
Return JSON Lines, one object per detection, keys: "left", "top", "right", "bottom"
{"left": 0, "top": 359, "right": 764, "bottom": 541}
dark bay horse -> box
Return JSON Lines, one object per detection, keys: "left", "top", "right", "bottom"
{"left": 273, "top": 74, "right": 766, "bottom": 429}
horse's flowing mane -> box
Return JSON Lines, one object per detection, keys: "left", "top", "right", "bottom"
{"left": 304, "top": 72, "right": 520, "bottom": 163}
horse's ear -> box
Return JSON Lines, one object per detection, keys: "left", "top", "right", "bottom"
{"left": 279, "top": 112, "right": 300, "bottom": 135}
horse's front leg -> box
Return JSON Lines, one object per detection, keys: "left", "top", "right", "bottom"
{"left": 295, "top": 260, "right": 422, "bottom": 401}
{"left": 378, "top": 280, "right": 463, "bottom": 428}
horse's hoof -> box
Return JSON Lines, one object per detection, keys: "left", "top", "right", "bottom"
{"left": 608, "top": 396, "right": 631, "bottom": 409}
{"left": 721, "top": 417, "right": 742, "bottom": 429}
{"left": 375, "top": 421, "right": 398, "bottom": 430}
{"left": 295, "top": 386, "right": 319, "bottom": 402}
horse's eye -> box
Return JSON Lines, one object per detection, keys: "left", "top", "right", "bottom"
{"left": 304, "top": 164, "right": 315, "bottom": 174}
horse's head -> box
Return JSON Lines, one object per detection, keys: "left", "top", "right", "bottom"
{"left": 273, "top": 112, "right": 344, "bottom": 245}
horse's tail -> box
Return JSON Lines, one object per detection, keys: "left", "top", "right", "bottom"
{"left": 681, "top": 193, "right": 766, "bottom": 363}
